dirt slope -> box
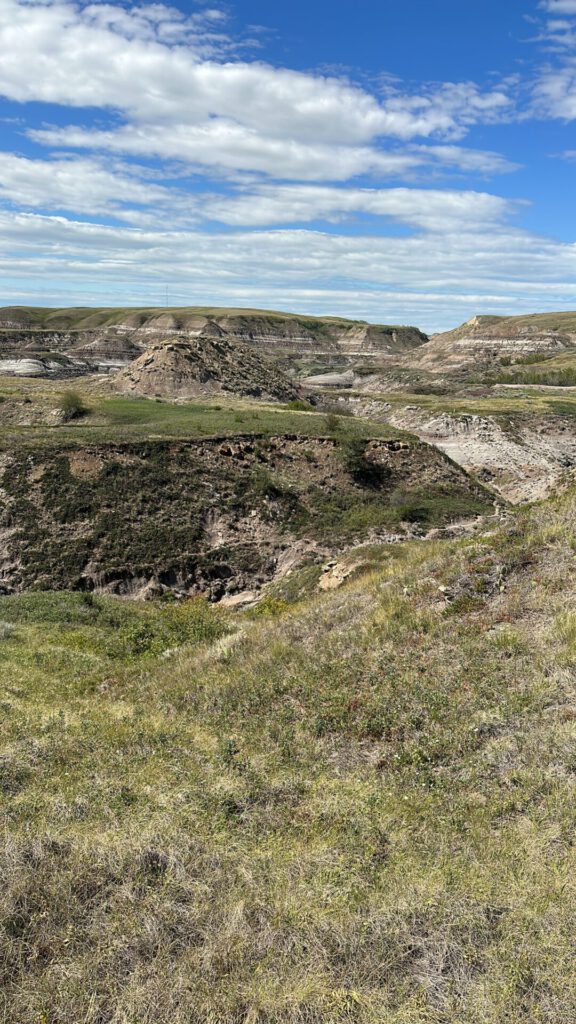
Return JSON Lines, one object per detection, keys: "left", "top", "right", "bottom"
{"left": 0, "top": 434, "right": 495, "bottom": 599}
{"left": 328, "top": 396, "right": 576, "bottom": 502}
{"left": 115, "top": 331, "right": 298, "bottom": 402}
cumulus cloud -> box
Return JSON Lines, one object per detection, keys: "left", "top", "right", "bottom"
{"left": 0, "top": 0, "right": 503, "bottom": 141}
{"left": 29, "top": 125, "right": 519, "bottom": 183}
{"left": 0, "top": 0, "right": 515, "bottom": 184}
{"left": 0, "top": 154, "right": 519, "bottom": 232}
{"left": 28, "top": 124, "right": 427, "bottom": 182}
{"left": 0, "top": 152, "right": 180, "bottom": 221}
{"left": 200, "top": 185, "right": 515, "bottom": 232}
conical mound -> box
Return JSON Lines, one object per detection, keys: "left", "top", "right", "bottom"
{"left": 116, "top": 331, "right": 298, "bottom": 402}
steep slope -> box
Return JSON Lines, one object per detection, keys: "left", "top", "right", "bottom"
{"left": 326, "top": 393, "right": 576, "bottom": 503}
{"left": 115, "top": 330, "right": 298, "bottom": 402}
{"left": 0, "top": 430, "right": 494, "bottom": 598}
{"left": 408, "top": 312, "right": 576, "bottom": 370}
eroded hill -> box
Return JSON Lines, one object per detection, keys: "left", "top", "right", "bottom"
{"left": 0, "top": 424, "right": 494, "bottom": 599}
{"left": 407, "top": 312, "right": 576, "bottom": 370}
{"left": 0, "top": 305, "right": 428, "bottom": 376}
{"left": 116, "top": 331, "right": 298, "bottom": 402}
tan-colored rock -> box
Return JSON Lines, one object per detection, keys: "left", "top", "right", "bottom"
{"left": 115, "top": 331, "right": 298, "bottom": 402}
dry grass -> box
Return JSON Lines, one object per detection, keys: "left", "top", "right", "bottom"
{"left": 2, "top": 493, "right": 576, "bottom": 1021}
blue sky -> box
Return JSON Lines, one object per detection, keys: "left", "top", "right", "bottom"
{"left": 0, "top": 0, "right": 575, "bottom": 330}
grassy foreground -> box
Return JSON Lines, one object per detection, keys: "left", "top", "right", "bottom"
{"left": 2, "top": 488, "right": 576, "bottom": 1022}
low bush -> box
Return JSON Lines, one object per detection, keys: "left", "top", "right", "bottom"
{"left": 58, "top": 390, "right": 89, "bottom": 421}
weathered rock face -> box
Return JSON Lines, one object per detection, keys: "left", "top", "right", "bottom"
{"left": 115, "top": 332, "right": 299, "bottom": 402}
{"left": 0, "top": 306, "right": 429, "bottom": 372}
{"left": 327, "top": 395, "right": 576, "bottom": 504}
{"left": 407, "top": 313, "right": 576, "bottom": 370}
{"left": 0, "top": 434, "right": 494, "bottom": 599}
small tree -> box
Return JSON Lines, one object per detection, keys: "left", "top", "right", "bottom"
{"left": 58, "top": 390, "right": 89, "bottom": 422}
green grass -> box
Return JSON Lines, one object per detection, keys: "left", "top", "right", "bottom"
{"left": 0, "top": 387, "right": 410, "bottom": 451}
{"left": 0, "top": 304, "right": 411, "bottom": 332}
{"left": 3, "top": 490, "right": 576, "bottom": 1020}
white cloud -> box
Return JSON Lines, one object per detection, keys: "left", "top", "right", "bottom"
{"left": 0, "top": 153, "right": 520, "bottom": 232}
{"left": 533, "top": 62, "right": 576, "bottom": 117}
{"left": 0, "top": 152, "right": 179, "bottom": 221}
{"left": 200, "top": 185, "right": 515, "bottom": 232}
{"left": 541, "top": 1, "right": 576, "bottom": 13}
{"left": 28, "top": 124, "right": 426, "bottom": 182}
{"left": 409, "top": 145, "right": 519, "bottom": 175}
{"left": 29, "top": 125, "right": 518, "bottom": 184}
{"left": 0, "top": 0, "right": 515, "bottom": 186}
{"left": 533, "top": 0, "right": 576, "bottom": 115}
{"left": 0, "top": 208, "right": 574, "bottom": 333}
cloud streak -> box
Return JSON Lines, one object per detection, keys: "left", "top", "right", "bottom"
{"left": 0, "top": 206, "right": 574, "bottom": 332}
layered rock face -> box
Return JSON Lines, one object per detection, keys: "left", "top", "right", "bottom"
{"left": 408, "top": 313, "right": 576, "bottom": 370}
{"left": 0, "top": 305, "right": 428, "bottom": 372}
{"left": 115, "top": 331, "right": 299, "bottom": 402}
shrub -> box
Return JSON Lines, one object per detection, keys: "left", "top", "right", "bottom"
{"left": 340, "top": 439, "right": 390, "bottom": 488}
{"left": 323, "top": 411, "right": 341, "bottom": 434}
{"left": 285, "top": 399, "right": 315, "bottom": 412}
{"left": 58, "top": 390, "right": 89, "bottom": 421}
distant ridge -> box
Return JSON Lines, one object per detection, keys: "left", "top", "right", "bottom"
{"left": 409, "top": 311, "right": 576, "bottom": 369}
{"left": 0, "top": 305, "right": 417, "bottom": 332}
{"left": 0, "top": 305, "right": 428, "bottom": 368}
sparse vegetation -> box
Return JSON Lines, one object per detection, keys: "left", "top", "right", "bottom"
{"left": 284, "top": 398, "right": 315, "bottom": 412}
{"left": 497, "top": 366, "right": 576, "bottom": 386}
{"left": 3, "top": 315, "right": 576, "bottom": 1021}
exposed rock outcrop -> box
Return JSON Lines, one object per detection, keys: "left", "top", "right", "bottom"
{"left": 407, "top": 312, "right": 576, "bottom": 370}
{"left": 0, "top": 305, "right": 428, "bottom": 372}
{"left": 115, "top": 331, "right": 298, "bottom": 402}
{"left": 326, "top": 395, "right": 576, "bottom": 503}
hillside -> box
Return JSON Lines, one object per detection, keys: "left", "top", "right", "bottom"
{"left": 2, "top": 481, "right": 576, "bottom": 1021}
{"left": 407, "top": 312, "right": 576, "bottom": 370}
{"left": 0, "top": 380, "right": 494, "bottom": 599}
{"left": 4, "top": 308, "right": 576, "bottom": 1022}
{"left": 115, "top": 332, "right": 298, "bottom": 402}
{"left": 0, "top": 306, "right": 428, "bottom": 375}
